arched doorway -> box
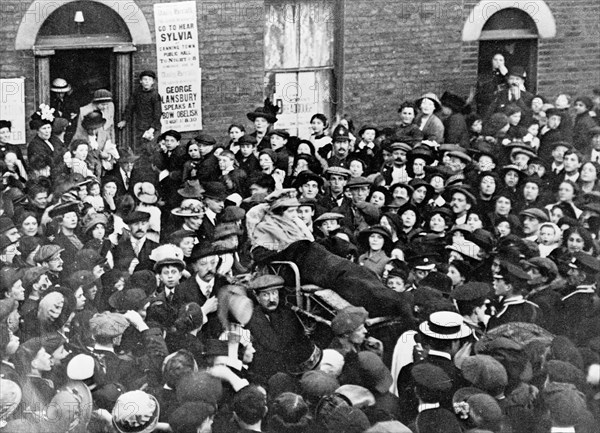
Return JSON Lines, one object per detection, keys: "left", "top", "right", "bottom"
{"left": 15, "top": 0, "right": 153, "bottom": 147}
{"left": 477, "top": 8, "right": 539, "bottom": 94}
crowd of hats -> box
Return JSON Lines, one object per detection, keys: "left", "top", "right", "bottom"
{"left": 2, "top": 78, "right": 600, "bottom": 433}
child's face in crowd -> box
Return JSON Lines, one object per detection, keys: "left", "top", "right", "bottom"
{"left": 496, "top": 221, "right": 511, "bottom": 237}
{"left": 198, "top": 143, "right": 213, "bottom": 156}
{"left": 164, "top": 136, "right": 179, "bottom": 151}
{"left": 188, "top": 143, "right": 201, "bottom": 159}
{"left": 259, "top": 154, "right": 274, "bottom": 173}
{"left": 311, "top": 118, "right": 326, "bottom": 134}
{"left": 73, "top": 144, "right": 88, "bottom": 160}
{"left": 160, "top": 265, "right": 182, "bottom": 288}
{"left": 508, "top": 112, "right": 521, "bottom": 126}
{"left": 523, "top": 182, "right": 539, "bottom": 201}
{"left": 574, "top": 101, "right": 587, "bottom": 115}
{"left": 218, "top": 155, "right": 234, "bottom": 171}
{"left": 471, "top": 119, "right": 483, "bottom": 133}
{"left": 361, "top": 129, "right": 376, "bottom": 143}
{"left": 387, "top": 276, "right": 406, "bottom": 293}
{"left": 547, "top": 115, "right": 561, "bottom": 129}
{"left": 527, "top": 124, "right": 539, "bottom": 136}
{"left": 539, "top": 226, "right": 556, "bottom": 245}
{"left": 141, "top": 76, "right": 154, "bottom": 90}
{"left": 92, "top": 223, "right": 106, "bottom": 240}
{"left": 400, "top": 107, "right": 415, "bottom": 125}
{"left": 89, "top": 183, "right": 100, "bottom": 196}
{"left": 349, "top": 160, "right": 364, "bottom": 177}
{"left": 239, "top": 144, "right": 254, "bottom": 158}
{"left": 270, "top": 135, "right": 286, "bottom": 150}
{"left": 320, "top": 219, "right": 340, "bottom": 236}
{"left": 531, "top": 97, "right": 544, "bottom": 113}
{"left": 229, "top": 127, "right": 244, "bottom": 141}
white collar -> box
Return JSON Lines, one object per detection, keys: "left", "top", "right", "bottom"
{"left": 94, "top": 343, "right": 115, "bottom": 353}
{"left": 206, "top": 208, "right": 217, "bottom": 223}
{"left": 195, "top": 274, "right": 214, "bottom": 298}
{"left": 550, "top": 428, "right": 576, "bottom": 433}
{"left": 427, "top": 350, "right": 451, "bottom": 360}
{"left": 418, "top": 402, "right": 440, "bottom": 412}
{"left": 562, "top": 285, "right": 596, "bottom": 301}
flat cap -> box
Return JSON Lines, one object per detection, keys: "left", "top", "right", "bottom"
{"left": 315, "top": 212, "right": 345, "bottom": 224}
{"left": 451, "top": 282, "right": 492, "bottom": 302}
{"left": 569, "top": 252, "right": 600, "bottom": 275}
{"left": 248, "top": 274, "right": 285, "bottom": 292}
{"left": 89, "top": 312, "right": 129, "bottom": 338}
{"left": 519, "top": 208, "right": 549, "bottom": 222}
{"left": 34, "top": 244, "right": 64, "bottom": 264}
{"left": 331, "top": 306, "right": 368, "bottom": 336}
{"left": 346, "top": 176, "right": 372, "bottom": 189}
{"left": 325, "top": 166, "right": 352, "bottom": 178}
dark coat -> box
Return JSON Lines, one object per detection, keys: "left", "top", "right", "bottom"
{"left": 172, "top": 274, "right": 230, "bottom": 340}
{"left": 443, "top": 113, "right": 470, "bottom": 147}
{"left": 486, "top": 89, "right": 534, "bottom": 120}
{"left": 487, "top": 296, "right": 540, "bottom": 330}
{"left": 196, "top": 151, "right": 220, "bottom": 183}
{"left": 113, "top": 236, "right": 159, "bottom": 273}
{"left": 245, "top": 304, "right": 308, "bottom": 382}
{"left": 153, "top": 145, "right": 188, "bottom": 208}
{"left": 573, "top": 112, "right": 598, "bottom": 153}
{"left": 236, "top": 153, "right": 261, "bottom": 179}
{"left": 53, "top": 231, "right": 83, "bottom": 279}
{"left": 27, "top": 135, "right": 65, "bottom": 169}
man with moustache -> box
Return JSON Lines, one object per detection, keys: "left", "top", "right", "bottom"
{"left": 34, "top": 245, "right": 64, "bottom": 286}
{"left": 113, "top": 210, "right": 159, "bottom": 273}
{"left": 554, "top": 252, "right": 600, "bottom": 344}
{"left": 245, "top": 274, "right": 311, "bottom": 383}
{"left": 380, "top": 141, "right": 411, "bottom": 185}
{"left": 332, "top": 176, "right": 380, "bottom": 237}
{"left": 326, "top": 125, "right": 352, "bottom": 168}
{"left": 172, "top": 240, "right": 230, "bottom": 340}
{"left": 198, "top": 182, "right": 227, "bottom": 241}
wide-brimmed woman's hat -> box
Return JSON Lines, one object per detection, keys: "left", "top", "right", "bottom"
{"left": 171, "top": 199, "right": 205, "bottom": 217}
{"left": 415, "top": 93, "right": 442, "bottom": 112}
{"left": 81, "top": 110, "right": 106, "bottom": 131}
{"left": 247, "top": 98, "right": 279, "bottom": 123}
{"left": 133, "top": 182, "right": 158, "bottom": 204}
{"left": 357, "top": 224, "right": 393, "bottom": 254}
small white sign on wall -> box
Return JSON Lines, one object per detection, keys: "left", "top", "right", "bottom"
{"left": 0, "top": 78, "right": 26, "bottom": 144}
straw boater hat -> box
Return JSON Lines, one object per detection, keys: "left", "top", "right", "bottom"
{"left": 419, "top": 311, "right": 472, "bottom": 340}
{"left": 51, "top": 78, "right": 72, "bottom": 93}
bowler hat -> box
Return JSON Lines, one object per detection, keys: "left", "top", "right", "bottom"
{"left": 123, "top": 210, "right": 151, "bottom": 225}
{"left": 118, "top": 148, "right": 140, "bottom": 164}
{"left": 178, "top": 180, "right": 205, "bottom": 198}
{"left": 440, "top": 91, "right": 466, "bottom": 113}
{"left": 189, "top": 240, "right": 219, "bottom": 262}
{"left": 202, "top": 182, "right": 228, "bottom": 201}
{"left": 0, "top": 234, "right": 17, "bottom": 252}
{"left": 508, "top": 65, "right": 527, "bottom": 78}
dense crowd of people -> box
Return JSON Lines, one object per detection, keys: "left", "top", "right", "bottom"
{"left": 1, "top": 59, "right": 600, "bottom": 432}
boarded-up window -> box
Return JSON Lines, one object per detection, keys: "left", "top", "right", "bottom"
{"left": 265, "top": 1, "right": 335, "bottom": 137}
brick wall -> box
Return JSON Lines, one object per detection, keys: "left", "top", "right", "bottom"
{"left": 342, "top": 0, "right": 600, "bottom": 128}
{"left": 1, "top": 0, "right": 598, "bottom": 146}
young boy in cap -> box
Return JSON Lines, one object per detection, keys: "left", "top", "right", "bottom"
{"left": 235, "top": 135, "right": 260, "bottom": 177}
{"left": 118, "top": 70, "right": 163, "bottom": 152}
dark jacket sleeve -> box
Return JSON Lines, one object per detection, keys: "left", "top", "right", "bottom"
{"left": 151, "top": 91, "right": 163, "bottom": 131}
